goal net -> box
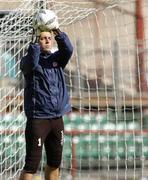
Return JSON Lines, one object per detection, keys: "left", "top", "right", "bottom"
{"left": 0, "top": 0, "right": 148, "bottom": 179}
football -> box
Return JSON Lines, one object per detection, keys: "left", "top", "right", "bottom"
{"left": 33, "top": 9, "right": 59, "bottom": 31}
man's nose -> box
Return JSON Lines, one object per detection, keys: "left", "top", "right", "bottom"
{"left": 45, "top": 38, "right": 50, "bottom": 43}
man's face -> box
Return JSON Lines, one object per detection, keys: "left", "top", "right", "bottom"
{"left": 39, "top": 32, "right": 53, "bottom": 53}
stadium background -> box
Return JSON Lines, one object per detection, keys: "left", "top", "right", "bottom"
{"left": 1, "top": 0, "right": 148, "bottom": 179}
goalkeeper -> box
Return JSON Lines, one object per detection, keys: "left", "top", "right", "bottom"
{"left": 19, "top": 11, "right": 73, "bottom": 180}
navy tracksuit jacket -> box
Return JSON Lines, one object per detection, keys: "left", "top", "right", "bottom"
{"left": 20, "top": 32, "right": 73, "bottom": 119}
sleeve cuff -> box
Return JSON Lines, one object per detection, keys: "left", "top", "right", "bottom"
{"left": 28, "top": 43, "right": 40, "bottom": 55}
{"left": 55, "top": 32, "right": 67, "bottom": 41}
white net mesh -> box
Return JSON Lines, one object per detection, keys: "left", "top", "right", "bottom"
{"left": 1, "top": 0, "right": 148, "bottom": 179}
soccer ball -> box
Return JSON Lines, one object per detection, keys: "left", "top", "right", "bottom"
{"left": 33, "top": 9, "right": 59, "bottom": 31}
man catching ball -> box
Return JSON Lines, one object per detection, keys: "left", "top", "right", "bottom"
{"left": 19, "top": 10, "right": 73, "bottom": 180}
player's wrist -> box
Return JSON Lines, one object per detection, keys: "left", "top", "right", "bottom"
{"left": 52, "top": 28, "right": 62, "bottom": 36}
{"left": 31, "top": 28, "right": 40, "bottom": 43}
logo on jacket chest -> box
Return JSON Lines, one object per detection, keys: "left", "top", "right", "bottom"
{"left": 52, "top": 62, "right": 58, "bottom": 67}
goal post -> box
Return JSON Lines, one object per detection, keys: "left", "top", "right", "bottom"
{"left": 1, "top": 0, "right": 148, "bottom": 179}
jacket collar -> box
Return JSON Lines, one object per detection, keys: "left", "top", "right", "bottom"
{"left": 40, "top": 51, "right": 52, "bottom": 57}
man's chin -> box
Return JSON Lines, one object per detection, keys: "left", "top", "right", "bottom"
{"left": 43, "top": 48, "right": 51, "bottom": 53}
